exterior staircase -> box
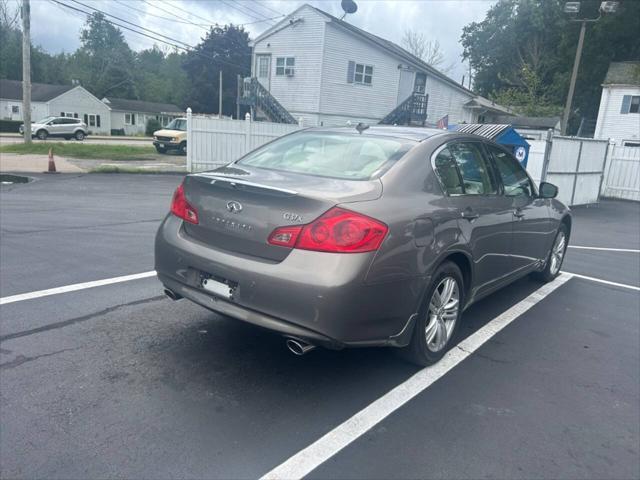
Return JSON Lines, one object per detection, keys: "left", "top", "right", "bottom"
{"left": 379, "top": 93, "right": 428, "bottom": 126}
{"left": 238, "top": 77, "right": 298, "bottom": 124}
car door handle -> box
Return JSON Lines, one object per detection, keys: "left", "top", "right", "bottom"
{"left": 514, "top": 208, "right": 525, "bottom": 218}
{"left": 461, "top": 210, "right": 480, "bottom": 221}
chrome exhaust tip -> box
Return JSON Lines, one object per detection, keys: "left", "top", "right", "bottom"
{"left": 285, "top": 338, "right": 316, "bottom": 356}
{"left": 164, "top": 288, "right": 182, "bottom": 301}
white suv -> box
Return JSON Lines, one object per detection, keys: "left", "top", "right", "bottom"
{"left": 19, "top": 116, "right": 89, "bottom": 141}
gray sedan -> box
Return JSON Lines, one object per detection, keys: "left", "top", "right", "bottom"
{"left": 155, "top": 126, "right": 570, "bottom": 365}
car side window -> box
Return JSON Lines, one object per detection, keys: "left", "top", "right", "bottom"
{"left": 487, "top": 145, "right": 534, "bottom": 197}
{"left": 433, "top": 147, "right": 464, "bottom": 195}
{"left": 449, "top": 142, "right": 497, "bottom": 195}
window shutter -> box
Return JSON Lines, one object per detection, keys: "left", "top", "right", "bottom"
{"left": 97, "top": 115, "right": 101, "bottom": 127}
{"left": 132, "top": 114, "right": 136, "bottom": 125}
{"left": 347, "top": 61, "right": 355, "bottom": 83}
{"left": 61, "top": 112, "right": 64, "bottom": 116}
{"left": 84, "top": 114, "right": 88, "bottom": 124}
{"left": 621, "top": 95, "right": 632, "bottom": 114}
{"left": 74, "top": 113, "right": 78, "bottom": 118}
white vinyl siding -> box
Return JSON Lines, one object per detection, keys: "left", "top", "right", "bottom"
{"left": 595, "top": 86, "right": 640, "bottom": 146}
{"left": 48, "top": 86, "right": 111, "bottom": 134}
{"left": 252, "top": 5, "right": 325, "bottom": 115}
{"left": 320, "top": 22, "right": 400, "bottom": 122}
{"left": 424, "top": 75, "right": 474, "bottom": 125}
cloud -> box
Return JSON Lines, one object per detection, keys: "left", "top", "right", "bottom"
{"left": 30, "top": 0, "right": 495, "bottom": 80}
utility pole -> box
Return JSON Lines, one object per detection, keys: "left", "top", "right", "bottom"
{"left": 561, "top": 1, "right": 619, "bottom": 135}
{"left": 561, "top": 20, "right": 586, "bottom": 136}
{"left": 218, "top": 70, "right": 223, "bottom": 119}
{"left": 21, "top": 0, "right": 31, "bottom": 144}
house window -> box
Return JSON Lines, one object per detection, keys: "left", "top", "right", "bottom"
{"left": 622, "top": 141, "right": 640, "bottom": 147}
{"left": 125, "top": 113, "right": 136, "bottom": 125}
{"left": 275, "top": 57, "right": 295, "bottom": 76}
{"left": 621, "top": 95, "right": 640, "bottom": 114}
{"left": 88, "top": 114, "right": 96, "bottom": 127}
{"left": 348, "top": 62, "right": 373, "bottom": 85}
{"left": 60, "top": 112, "right": 77, "bottom": 118}
{"left": 11, "top": 105, "right": 19, "bottom": 114}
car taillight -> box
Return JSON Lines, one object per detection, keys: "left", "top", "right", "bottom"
{"left": 268, "top": 207, "right": 388, "bottom": 253}
{"left": 170, "top": 183, "right": 198, "bottom": 224}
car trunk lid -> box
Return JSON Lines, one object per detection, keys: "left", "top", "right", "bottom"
{"left": 182, "top": 165, "right": 382, "bottom": 262}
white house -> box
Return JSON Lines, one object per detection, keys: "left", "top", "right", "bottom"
{"left": 247, "top": 4, "right": 511, "bottom": 127}
{"left": 102, "top": 97, "right": 182, "bottom": 136}
{"left": 0, "top": 79, "right": 111, "bottom": 134}
{"left": 594, "top": 62, "right": 640, "bottom": 147}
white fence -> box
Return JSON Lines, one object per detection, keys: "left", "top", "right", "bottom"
{"left": 601, "top": 145, "right": 640, "bottom": 201}
{"left": 186, "top": 110, "right": 302, "bottom": 172}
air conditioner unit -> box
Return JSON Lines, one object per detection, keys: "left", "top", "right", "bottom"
{"left": 285, "top": 69, "right": 294, "bottom": 77}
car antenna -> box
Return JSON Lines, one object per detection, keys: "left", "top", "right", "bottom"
{"left": 355, "top": 122, "right": 369, "bottom": 134}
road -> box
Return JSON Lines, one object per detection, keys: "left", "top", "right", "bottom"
{"left": 1, "top": 173, "right": 639, "bottom": 479}
{"left": 0, "top": 134, "right": 152, "bottom": 147}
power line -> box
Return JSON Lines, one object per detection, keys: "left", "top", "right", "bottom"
{"left": 49, "top": 0, "right": 250, "bottom": 71}
{"left": 140, "top": 0, "right": 213, "bottom": 28}
{"left": 112, "top": 0, "right": 211, "bottom": 29}
{"left": 244, "top": 0, "right": 284, "bottom": 18}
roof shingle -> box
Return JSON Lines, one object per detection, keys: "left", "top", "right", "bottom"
{"left": 0, "top": 79, "right": 75, "bottom": 102}
{"left": 103, "top": 97, "right": 182, "bottom": 114}
{"left": 603, "top": 62, "right": 640, "bottom": 86}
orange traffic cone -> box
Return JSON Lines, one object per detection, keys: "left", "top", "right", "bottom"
{"left": 44, "top": 147, "right": 58, "bottom": 174}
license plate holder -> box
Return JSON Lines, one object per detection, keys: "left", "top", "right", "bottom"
{"left": 159, "top": 143, "right": 165, "bottom": 148}
{"left": 200, "top": 275, "right": 235, "bottom": 299}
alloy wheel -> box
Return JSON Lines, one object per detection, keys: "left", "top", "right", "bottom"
{"left": 549, "top": 231, "right": 566, "bottom": 276}
{"left": 425, "top": 276, "right": 460, "bottom": 353}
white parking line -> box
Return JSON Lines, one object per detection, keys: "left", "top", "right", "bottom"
{"left": 561, "top": 271, "right": 640, "bottom": 291}
{"left": 0, "top": 271, "right": 157, "bottom": 305}
{"left": 569, "top": 245, "right": 640, "bottom": 253}
{"left": 260, "top": 273, "right": 573, "bottom": 480}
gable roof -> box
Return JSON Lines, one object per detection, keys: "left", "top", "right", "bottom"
{"left": 102, "top": 97, "right": 182, "bottom": 114}
{"left": 254, "top": 4, "right": 473, "bottom": 97}
{"left": 603, "top": 62, "right": 640, "bottom": 86}
{"left": 0, "top": 79, "right": 75, "bottom": 102}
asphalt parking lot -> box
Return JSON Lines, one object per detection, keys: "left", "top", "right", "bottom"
{"left": 1, "top": 173, "right": 639, "bottom": 479}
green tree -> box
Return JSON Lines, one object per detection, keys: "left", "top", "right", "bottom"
{"left": 70, "top": 12, "right": 136, "bottom": 98}
{"left": 182, "top": 25, "right": 251, "bottom": 115}
{"left": 461, "top": 0, "right": 640, "bottom": 131}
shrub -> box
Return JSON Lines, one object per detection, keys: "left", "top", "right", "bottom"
{"left": 146, "top": 118, "right": 162, "bottom": 136}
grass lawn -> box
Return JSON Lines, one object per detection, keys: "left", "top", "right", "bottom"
{"left": 0, "top": 142, "right": 156, "bottom": 161}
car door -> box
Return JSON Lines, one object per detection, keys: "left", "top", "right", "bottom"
{"left": 485, "top": 143, "right": 555, "bottom": 273}
{"left": 48, "top": 118, "right": 64, "bottom": 136}
{"left": 433, "top": 141, "right": 514, "bottom": 297}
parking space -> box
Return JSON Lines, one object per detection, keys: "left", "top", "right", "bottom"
{"left": 1, "top": 174, "right": 638, "bottom": 479}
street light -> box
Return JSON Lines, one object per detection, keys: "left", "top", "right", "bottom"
{"left": 561, "top": 1, "right": 619, "bottom": 135}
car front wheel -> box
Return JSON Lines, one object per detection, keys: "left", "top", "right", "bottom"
{"left": 179, "top": 141, "right": 187, "bottom": 155}
{"left": 75, "top": 131, "right": 85, "bottom": 141}
{"left": 36, "top": 129, "right": 48, "bottom": 140}
{"left": 401, "top": 261, "right": 464, "bottom": 366}
{"left": 155, "top": 145, "right": 167, "bottom": 154}
{"left": 534, "top": 224, "right": 568, "bottom": 282}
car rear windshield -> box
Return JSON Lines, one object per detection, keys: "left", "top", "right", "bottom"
{"left": 237, "top": 132, "right": 414, "bottom": 180}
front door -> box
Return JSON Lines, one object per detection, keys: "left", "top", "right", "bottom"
{"left": 397, "top": 69, "right": 414, "bottom": 104}
{"left": 255, "top": 54, "right": 271, "bottom": 91}
{"left": 485, "top": 144, "right": 556, "bottom": 273}
{"left": 434, "top": 141, "right": 514, "bottom": 298}
{"left": 414, "top": 73, "right": 426, "bottom": 94}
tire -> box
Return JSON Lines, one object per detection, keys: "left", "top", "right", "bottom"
{"left": 533, "top": 224, "right": 568, "bottom": 283}
{"left": 401, "top": 261, "right": 465, "bottom": 367}
{"left": 155, "top": 145, "right": 167, "bottom": 154}
{"left": 179, "top": 141, "right": 187, "bottom": 156}
{"left": 74, "top": 131, "right": 85, "bottom": 141}
{"left": 36, "top": 129, "right": 48, "bottom": 140}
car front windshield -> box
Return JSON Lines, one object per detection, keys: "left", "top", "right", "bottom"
{"left": 165, "top": 119, "right": 186, "bottom": 131}
{"left": 237, "top": 131, "right": 414, "bottom": 180}
{"left": 36, "top": 116, "right": 56, "bottom": 124}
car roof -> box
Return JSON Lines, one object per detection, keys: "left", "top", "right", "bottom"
{"left": 305, "top": 125, "right": 449, "bottom": 142}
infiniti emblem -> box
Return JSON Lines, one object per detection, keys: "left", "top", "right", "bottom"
{"left": 226, "top": 201, "right": 243, "bottom": 213}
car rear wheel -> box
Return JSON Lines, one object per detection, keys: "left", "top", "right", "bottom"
{"left": 533, "top": 224, "right": 568, "bottom": 282}
{"left": 36, "top": 129, "right": 48, "bottom": 140}
{"left": 401, "top": 261, "right": 464, "bottom": 366}
{"left": 75, "top": 131, "right": 85, "bottom": 141}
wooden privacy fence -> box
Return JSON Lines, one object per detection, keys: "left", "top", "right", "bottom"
{"left": 601, "top": 145, "right": 640, "bottom": 202}
{"left": 186, "top": 110, "right": 303, "bottom": 172}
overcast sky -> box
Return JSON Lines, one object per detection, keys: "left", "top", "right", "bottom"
{"left": 31, "top": 0, "right": 496, "bottom": 81}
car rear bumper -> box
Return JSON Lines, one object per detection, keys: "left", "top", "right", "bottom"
{"left": 155, "top": 215, "right": 427, "bottom": 347}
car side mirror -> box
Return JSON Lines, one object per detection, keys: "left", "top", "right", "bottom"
{"left": 539, "top": 182, "right": 558, "bottom": 199}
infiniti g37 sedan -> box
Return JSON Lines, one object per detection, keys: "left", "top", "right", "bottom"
{"left": 155, "top": 126, "right": 571, "bottom": 365}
